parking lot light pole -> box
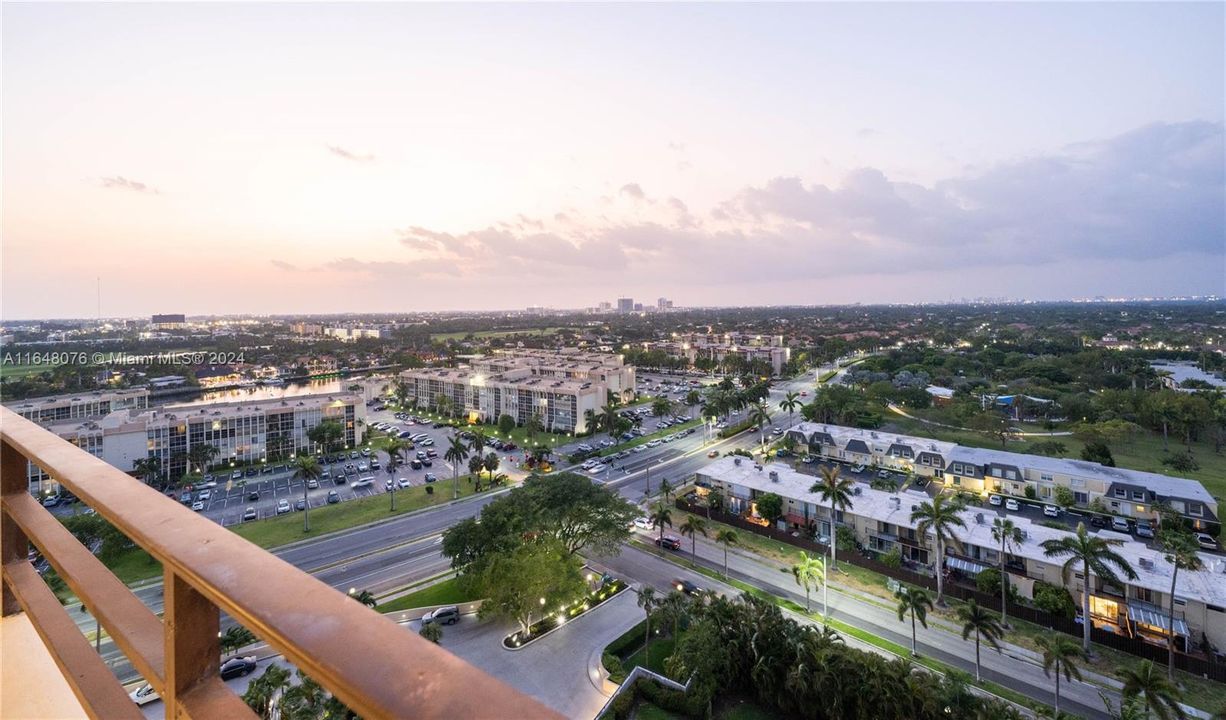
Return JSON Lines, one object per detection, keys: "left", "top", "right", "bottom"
{"left": 387, "top": 460, "right": 397, "bottom": 512}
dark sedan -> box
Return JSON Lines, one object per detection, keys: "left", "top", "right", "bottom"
{"left": 220, "top": 656, "right": 257, "bottom": 680}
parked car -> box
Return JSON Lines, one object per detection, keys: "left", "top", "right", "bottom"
{"left": 129, "top": 683, "right": 160, "bottom": 706}
{"left": 410, "top": 459, "right": 423, "bottom": 470}
{"left": 397, "top": 477, "right": 411, "bottom": 489}
{"left": 307, "top": 478, "right": 319, "bottom": 490}
{"left": 422, "top": 606, "right": 460, "bottom": 626}
{"left": 655, "top": 535, "right": 682, "bottom": 551}
{"left": 1043, "top": 505, "right": 1060, "bottom": 518}
{"left": 276, "top": 499, "right": 291, "bottom": 515}
{"left": 220, "top": 656, "right": 258, "bottom": 680}
{"left": 988, "top": 495, "right": 1003, "bottom": 507}
{"left": 179, "top": 491, "right": 193, "bottom": 504}
{"left": 707, "top": 450, "right": 720, "bottom": 458}
{"left": 1089, "top": 515, "right": 1108, "bottom": 529}
{"left": 295, "top": 499, "right": 306, "bottom": 511}
{"left": 424, "top": 473, "right": 437, "bottom": 483}
{"left": 633, "top": 517, "right": 653, "bottom": 530}
{"left": 1195, "top": 533, "right": 1218, "bottom": 550}
{"left": 247, "top": 490, "right": 260, "bottom": 501}
{"left": 327, "top": 490, "right": 341, "bottom": 504}
{"left": 850, "top": 464, "right": 866, "bottom": 473}
{"left": 1005, "top": 498, "right": 1020, "bottom": 512}
{"left": 242, "top": 507, "right": 257, "bottom": 521}
{"left": 1111, "top": 517, "right": 1131, "bottom": 533}
{"left": 41, "top": 494, "right": 62, "bottom": 508}
{"left": 1135, "top": 520, "right": 1155, "bottom": 539}
{"left": 352, "top": 476, "right": 374, "bottom": 488}
{"left": 191, "top": 501, "right": 205, "bottom": 512}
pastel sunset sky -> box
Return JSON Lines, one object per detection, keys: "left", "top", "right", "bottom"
{"left": 3, "top": 2, "right": 1223, "bottom": 318}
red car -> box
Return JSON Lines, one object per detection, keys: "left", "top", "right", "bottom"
{"left": 655, "top": 535, "right": 682, "bottom": 551}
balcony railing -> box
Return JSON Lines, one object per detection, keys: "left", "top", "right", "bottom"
{"left": 0, "top": 407, "right": 561, "bottom": 719}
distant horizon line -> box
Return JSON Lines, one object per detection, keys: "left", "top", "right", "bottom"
{"left": 3, "top": 295, "right": 1223, "bottom": 324}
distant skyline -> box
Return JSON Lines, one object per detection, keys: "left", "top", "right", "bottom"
{"left": 3, "top": 2, "right": 1223, "bottom": 319}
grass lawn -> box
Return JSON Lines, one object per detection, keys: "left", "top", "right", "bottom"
{"left": 623, "top": 633, "right": 680, "bottom": 678}
{"left": 715, "top": 698, "right": 782, "bottom": 720}
{"left": 635, "top": 703, "right": 684, "bottom": 720}
{"left": 98, "top": 480, "right": 492, "bottom": 586}
{"left": 231, "top": 480, "right": 489, "bottom": 548}
{"left": 881, "top": 413, "right": 1226, "bottom": 502}
{"left": 377, "top": 576, "right": 479, "bottom": 613}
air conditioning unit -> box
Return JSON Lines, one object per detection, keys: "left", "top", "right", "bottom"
{"left": 853, "top": 486, "right": 862, "bottom": 495}
{"left": 769, "top": 471, "right": 779, "bottom": 483}
{"left": 733, "top": 457, "right": 742, "bottom": 466}
{"left": 975, "top": 513, "right": 984, "bottom": 524}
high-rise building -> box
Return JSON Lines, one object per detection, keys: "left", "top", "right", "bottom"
{"left": 617, "top": 297, "right": 634, "bottom": 313}
{"left": 151, "top": 313, "right": 186, "bottom": 329}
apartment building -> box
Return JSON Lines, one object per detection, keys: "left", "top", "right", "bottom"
{"left": 696, "top": 455, "right": 1226, "bottom": 652}
{"left": 783, "top": 422, "right": 1218, "bottom": 530}
{"left": 6, "top": 388, "right": 150, "bottom": 424}
{"left": 396, "top": 349, "right": 634, "bottom": 433}
{"left": 657, "top": 332, "right": 791, "bottom": 375}
{"left": 31, "top": 393, "right": 364, "bottom": 489}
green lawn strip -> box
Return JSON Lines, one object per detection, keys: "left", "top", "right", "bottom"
{"left": 97, "top": 481, "right": 490, "bottom": 585}
{"left": 231, "top": 481, "right": 487, "bottom": 548}
{"left": 376, "top": 576, "right": 480, "bottom": 614}
{"left": 714, "top": 699, "right": 782, "bottom": 720}
{"left": 598, "top": 419, "right": 703, "bottom": 457}
{"left": 817, "top": 369, "right": 838, "bottom": 384}
{"left": 623, "top": 634, "right": 680, "bottom": 677}
{"left": 634, "top": 541, "right": 1050, "bottom": 715}
{"left": 634, "top": 703, "right": 685, "bottom": 720}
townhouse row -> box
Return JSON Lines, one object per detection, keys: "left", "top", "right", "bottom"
{"left": 782, "top": 422, "right": 1218, "bottom": 531}
{"left": 695, "top": 454, "right": 1226, "bottom": 653}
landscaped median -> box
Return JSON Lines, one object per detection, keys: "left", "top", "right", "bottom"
{"left": 89, "top": 478, "right": 498, "bottom": 586}
{"left": 595, "top": 419, "right": 704, "bottom": 458}
{"left": 376, "top": 576, "right": 478, "bottom": 614}
{"left": 503, "top": 576, "right": 628, "bottom": 649}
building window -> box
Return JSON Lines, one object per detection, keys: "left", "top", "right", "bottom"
{"left": 1040, "top": 474, "right": 1053, "bottom": 482}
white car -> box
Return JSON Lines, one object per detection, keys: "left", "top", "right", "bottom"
{"left": 633, "top": 517, "right": 653, "bottom": 530}
{"left": 988, "top": 495, "right": 1003, "bottom": 507}
{"left": 129, "top": 683, "right": 160, "bottom": 706}
{"left": 397, "top": 477, "right": 411, "bottom": 489}
{"left": 190, "top": 501, "right": 205, "bottom": 512}
{"left": 1195, "top": 533, "right": 1217, "bottom": 550}
{"left": 646, "top": 440, "right": 662, "bottom": 448}
{"left": 1043, "top": 505, "right": 1059, "bottom": 518}
{"left": 632, "top": 445, "right": 647, "bottom": 453}
{"left": 587, "top": 464, "right": 606, "bottom": 475}
{"left": 351, "top": 476, "right": 374, "bottom": 488}
{"left": 198, "top": 489, "right": 212, "bottom": 501}
{"left": 276, "top": 499, "right": 291, "bottom": 515}
{"left": 1005, "top": 498, "right": 1020, "bottom": 512}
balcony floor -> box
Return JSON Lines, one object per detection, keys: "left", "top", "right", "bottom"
{"left": 2, "top": 612, "right": 89, "bottom": 720}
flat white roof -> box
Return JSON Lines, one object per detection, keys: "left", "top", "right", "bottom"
{"left": 697, "top": 456, "right": 1226, "bottom": 607}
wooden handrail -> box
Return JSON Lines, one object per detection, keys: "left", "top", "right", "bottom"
{"left": 1, "top": 407, "right": 562, "bottom": 719}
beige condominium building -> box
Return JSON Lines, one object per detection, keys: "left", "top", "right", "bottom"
{"left": 783, "top": 422, "right": 1218, "bottom": 531}
{"left": 7, "top": 388, "right": 150, "bottom": 425}
{"left": 656, "top": 332, "right": 790, "bottom": 375}
{"left": 28, "top": 393, "right": 364, "bottom": 490}
{"left": 397, "top": 349, "right": 634, "bottom": 434}
{"left": 696, "top": 455, "right": 1226, "bottom": 653}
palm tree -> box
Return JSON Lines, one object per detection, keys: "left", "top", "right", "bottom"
{"left": 444, "top": 432, "right": 470, "bottom": 500}
{"left": 1160, "top": 527, "right": 1203, "bottom": 680}
{"left": 220, "top": 626, "right": 256, "bottom": 657}
{"left": 779, "top": 391, "right": 802, "bottom": 430}
{"left": 957, "top": 599, "right": 1003, "bottom": 682}
{"left": 350, "top": 589, "right": 377, "bottom": 608}
{"left": 650, "top": 502, "right": 672, "bottom": 555}
{"left": 600, "top": 403, "right": 620, "bottom": 437}
{"left": 749, "top": 402, "right": 772, "bottom": 453}
{"left": 188, "top": 443, "right": 219, "bottom": 475}
{"left": 679, "top": 516, "right": 707, "bottom": 557}
{"left": 809, "top": 465, "right": 854, "bottom": 616}
{"left": 1036, "top": 634, "right": 1087, "bottom": 716}
{"left": 468, "top": 430, "right": 488, "bottom": 459}
{"left": 291, "top": 455, "right": 321, "bottom": 533}
{"left": 790, "top": 552, "right": 825, "bottom": 614}
{"left": 1042, "top": 522, "right": 1139, "bottom": 652}
{"left": 383, "top": 438, "right": 410, "bottom": 511}
{"left": 659, "top": 590, "right": 690, "bottom": 640}
{"left": 242, "top": 664, "right": 291, "bottom": 719}
{"left": 1117, "top": 660, "right": 1186, "bottom": 720}
{"left": 715, "top": 529, "right": 738, "bottom": 578}
{"left": 132, "top": 456, "right": 163, "bottom": 488}
{"left": 910, "top": 494, "right": 967, "bottom": 606}
{"left": 991, "top": 517, "right": 1023, "bottom": 626}
{"left": 1099, "top": 690, "right": 1149, "bottom": 720}
{"left": 658, "top": 477, "right": 674, "bottom": 503}
{"left": 894, "top": 586, "right": 932, "bottom": 656}
{"left": 482, "top": 452, "right": 499, "bottom": 487}
{"left": 637, "top": 586, "right": 658, "bottom": 665}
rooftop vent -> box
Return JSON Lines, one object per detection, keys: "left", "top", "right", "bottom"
{"left": 769, "top": 471, "right": 779, "bottom": 483}
{"left": 975, "top": 513, "right": 984, "bottom": 524}
{"left": 890, "top": 497, "right": 901, "bottom": 510}
{"left": 754, "top": 464, "right": 763, "bottom": 472}
{"left": 733, "top": 457, "right": 742, "bottom": 466}
{"left": 852, "top": 486, "right": 862, "bottom": 495}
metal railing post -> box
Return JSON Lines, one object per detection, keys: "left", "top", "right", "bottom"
{"left": 1, "top": 440, "right": 30, "bottom": 616}
{"left": 164, "top": 569, "right": 220, "bottom": 718}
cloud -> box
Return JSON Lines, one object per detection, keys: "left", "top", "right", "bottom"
{"left": 270, "top": 260, "right": 297, "bottom": 271}
{"left": 326, "top": 145, "right": 376, "bottom": 163}
{"left": 365, "top": 121, "right": 1221, "bottom": 294}
{"left": 98, "top": 176, "right": 158, "bottom": 194}
{"left": 619, "top": 183, "right": 646, "bottom": 201}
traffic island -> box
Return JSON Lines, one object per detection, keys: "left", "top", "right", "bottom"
{"left": 503, "top": 577, "right": 629, "bottom": 650}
